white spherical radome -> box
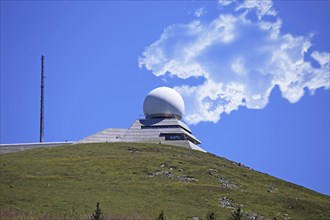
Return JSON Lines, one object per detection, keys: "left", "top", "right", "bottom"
{"left": 143, "top": 87, "right": 185, "bottom": 120}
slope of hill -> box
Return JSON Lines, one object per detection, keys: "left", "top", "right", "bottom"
{"left": 0, "top": 142, "right": 329, "bottom": 219}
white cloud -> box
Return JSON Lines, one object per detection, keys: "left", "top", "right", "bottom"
{"left": 139, "top": 0, "right": 330, "bottom": 124}
{"left": 218, "top": 0, "right": 235, "bottom": 7}
{"left": 194, "top": 7, "right": 206, "bottom": 18}
{"left": 175, "top": 80, "right": 246, "bottom": 124}
{"left": 311, "top": 51, "right": 330, "bottom": 67}
{"left": 236, "top": 0, "right": 277, "bottom": 20}
{"left": 231, "top": 57, "right": 248, "bottom": 76}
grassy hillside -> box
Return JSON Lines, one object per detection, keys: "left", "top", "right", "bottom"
{"left": 0, "top": 142, "right": 329, "bottom": 219}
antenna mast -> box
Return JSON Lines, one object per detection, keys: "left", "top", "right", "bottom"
{"left": 39, "top": 55, "right": 45, "bottom": 143}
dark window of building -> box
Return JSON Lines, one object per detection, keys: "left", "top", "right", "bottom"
{"left": 141, "top": 125, "right": 179, "bottom": 129}
{"left": 141, "top": 125, "right": 192, "bottom": 134}
{"left": 164, "top": 134, "right": 185, "bottom": 141}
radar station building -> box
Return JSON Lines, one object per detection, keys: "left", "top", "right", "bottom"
{"left": 80, "top": 87, "right": 205, "bottom": 152}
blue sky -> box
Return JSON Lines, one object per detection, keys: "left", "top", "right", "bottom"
{"left": 1, "top": 1, "right": 329, "bottom": 195}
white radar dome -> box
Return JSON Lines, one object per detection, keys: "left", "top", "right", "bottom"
{"left": 143, "top": 87, "right": 185, "bottom": 120}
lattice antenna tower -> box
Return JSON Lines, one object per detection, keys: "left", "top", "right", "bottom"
{"left": 40, "top": 55, "right": 45, "bottom": 143}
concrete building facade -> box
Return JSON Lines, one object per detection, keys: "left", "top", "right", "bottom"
{"left": 80, "top": 87, "right": 205, "bottom": 152}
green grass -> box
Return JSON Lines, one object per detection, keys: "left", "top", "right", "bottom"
{"left": 0, "top": 142, "right": 329, "bottom": 219}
